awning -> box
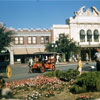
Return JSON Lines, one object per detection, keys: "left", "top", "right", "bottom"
{"left": 14, "top": 48, "right": 27, "bottom": 55}
{"left": 94, "top": 30, "right": 99, "bottom": 36}
{"left": 80, "top": 30, "right": 85, "bottom": 35}
{"left": 87, "top": 30, "right": 92, "bottom": 35}
{"left": 14, "top": 48, "right": 45, "bottom": 55}
{"left": 27, "top": 48, "right": 45, "bottom": 54}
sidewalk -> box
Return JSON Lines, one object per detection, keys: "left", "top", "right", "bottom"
{"left": 56, "top": 61, "right": 96, "bottom": 65}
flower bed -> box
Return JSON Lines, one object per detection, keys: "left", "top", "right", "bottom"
{"left": 76, "top": 95, "right": 94, "bottom": 100}
{"left": 5, "top": 75, "right": 66, "bottom": 99}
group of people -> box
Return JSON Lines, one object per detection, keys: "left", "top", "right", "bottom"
{"left": 28, "top": 48, "right": 100, "bottom": 74}
{"left": 77, "top": 47, "right": 100, "bottom": 75}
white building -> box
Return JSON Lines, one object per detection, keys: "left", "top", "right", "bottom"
{"left": 52, "top": 6, "right": 100, "bottom": 61}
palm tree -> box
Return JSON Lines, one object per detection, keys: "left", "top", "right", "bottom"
{"left": 0, "top": 26, "right": 14, "bottom": 53}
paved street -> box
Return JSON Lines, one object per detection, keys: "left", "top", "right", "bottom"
{"left": 4, "top": 61, "right": 96, "bottom": 82}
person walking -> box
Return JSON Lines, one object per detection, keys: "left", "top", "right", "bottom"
{"left": 28, "top": 58, "right": 34, "bottom": 73}
{"left": 77, "top": 57, "right": 82, "bottom": 75}
{"left": 94, "top": 48, "right": 100, "bottom": 71}
{"left": 86, "top": 53, "right": 89, "bottom": 64}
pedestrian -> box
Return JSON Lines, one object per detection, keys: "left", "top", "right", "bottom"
{"left": 72, "top": 54, "right": 75, "bottom": 62}
{"left": 86, "top": 53, "right": 89, "bottom": 64}
{"left": 77, "top": 57, "right": 82, "bottom": 75}
{"left": 56, "top": 54, "right": 59, "bottom": 64}
{"left": 94, "top": 48, "right": 100, "bottom": 71}
{"left": 28, "top": 58, "right": 34, "bottom": 73}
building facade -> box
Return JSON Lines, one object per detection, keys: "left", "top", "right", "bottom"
{"left": 1, "top": 6, "right": 100, "bottom": 64}
{"left": 52, "top": 6, "right": 100, "bottom": 61}
{"left": 5, "top": 28, "right": 53, "bottom": 64}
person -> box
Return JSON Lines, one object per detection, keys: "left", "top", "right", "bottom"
{"left": 94, "top": 48, "right": 100, "bottom": 71}
{"left": 51, "top": 55, "right": 56, "bottom": 63}
{"left": 28, "top": 58, "right": 34, "bottom": 73}
{"left": 77, "top": 57, "right": 82, "bottom": 75}
{"left": 56, "top": 54, "right": 59, "bottom": 64}
{"left": 86, "top": 53, "right": 89, "bottom": 64}
{"left": 72, "top": 54, "right": 76, "bottom": 62}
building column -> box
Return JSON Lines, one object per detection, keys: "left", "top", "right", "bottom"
{"left": 10, "top": 49, "right": 14, "bottom": 65}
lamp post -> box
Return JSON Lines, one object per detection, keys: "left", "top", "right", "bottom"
{"left": 51, "top": 43, "right": 57, "bottom": 52}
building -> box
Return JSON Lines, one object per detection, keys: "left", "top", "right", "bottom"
{"left": 52, "top": 6, "right": 100, "bottom": 61}
{"left": 0, "top": 6, "right": 100, "bottom": 64}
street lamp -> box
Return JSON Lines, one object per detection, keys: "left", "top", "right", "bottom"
{"left": 51, "top": 43, "right": 57, "bottom": 52}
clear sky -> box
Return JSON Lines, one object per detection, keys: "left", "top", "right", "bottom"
{"left": 0, "top": 0, "right": 100, "bottom": 29}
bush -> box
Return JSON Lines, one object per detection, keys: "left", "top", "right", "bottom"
{"left": 44, "top": 69, "right": 79, "bottom": 82}
{"left": 70, "top": 72, "right": 100, "bottom": 93}
{"left": 70, "top": 85, "right": 86, "bottom": 94}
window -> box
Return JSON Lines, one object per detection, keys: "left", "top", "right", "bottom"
{"left": 19, "top": 37, "right": 24, "bottom": 44}
{"left": 41, "top": 36, "right": 45, "bottom": 44}
{"left": 32, "top": 37, "right": 37, "bottom": 44}
{"left": 14, "top": 37, "right": 19, "bottom": 44}
{"left": 45, "top": 36, "right": 49, "bottom": 43}
{"left": 28, "top": 37, "right": 32, "bottom": 44}
{"left": 87, "top": 30, "right": 92, "bottom": 42}
{"left": 94, "top": 30, "right": 99, "bottom": 42}
{"left": 80, "top": 30, "right": 85, "bottom": 42}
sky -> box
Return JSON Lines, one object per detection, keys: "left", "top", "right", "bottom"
{"left": 0, "top": 0, "right": 100, "bottom": 30}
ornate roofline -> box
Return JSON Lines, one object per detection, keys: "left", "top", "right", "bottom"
{"left": 74, "top": 6, "right": 100, "bottom": 16}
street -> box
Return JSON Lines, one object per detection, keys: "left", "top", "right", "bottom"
{"left": 4, "top": 62, "right": 96, "bottom": 82}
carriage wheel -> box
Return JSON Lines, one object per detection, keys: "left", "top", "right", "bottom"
{"left": 6, "top": 66, "right": 12, "bottom": 78}
{"left": 52, "top": 65, "right": 55, "bottom": 71}
{"left": 40, "top": 67, "right": 45, "bottom": 73}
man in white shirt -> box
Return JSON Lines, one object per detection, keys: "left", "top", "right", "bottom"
{"left": 28, "top": 58, "right": 34, "bottom": 73}
{"left": 94, "top": 48, "right": 100, "bottom": 71}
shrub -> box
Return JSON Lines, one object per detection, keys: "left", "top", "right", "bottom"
{"left": 70, "top": 85, "right": 86, "bottom": 94}
{"left": 44, "top": 71, "right": 55, "bottom": 77}
{"left": 70, "top": 72, "right": 100, "bottom": 93}
{"left": 44, "top": 69, "right": 79, "bottom": 81}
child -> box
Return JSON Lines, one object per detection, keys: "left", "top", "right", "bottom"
{"left": 78, "top": 58, "right": 82, "bottom": 75}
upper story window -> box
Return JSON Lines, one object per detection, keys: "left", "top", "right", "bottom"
{"left": 19, "top": 37, "right": 24, "bottom": 44}
{"left": 14, "top": 37, "right": 19, "bottom": 44}
{"left": 45, "top": 36, "right": 49, "bottom": 43}
{"left": 94, "top": 30, "right": 99, "bottom": 42}
{"left": 14, "top": 37, "right": 24, "bottom": 45}
{"left": 32, "top": 37, "right": 37, "bottom": 44}
{"left": 80, "top": 30, "right": 85, "bottom": 42}
{"left": 28, "top": 37, "right": 32, "bottom": 44}
{"left": 41, "top": 36, "right": 45, "bottom": 44}
{"left": 87, "top": 30, "right": 92, "bottom": 42}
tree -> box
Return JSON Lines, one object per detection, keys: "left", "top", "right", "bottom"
{"left": 45, "top": 35, "right": 79, "bottom": 61}
{"left": 0, "top": 26, "right": 13, "bottom": 53}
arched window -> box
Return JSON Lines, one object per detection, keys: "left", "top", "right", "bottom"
{"left": 94, "top": 30, "right": 99, "bottom": 42}
{"left": 80, "top": 30, "right": 85, "bottom": 42}
{"left": 87, "top": 30, "right": 92, "bottom": 42}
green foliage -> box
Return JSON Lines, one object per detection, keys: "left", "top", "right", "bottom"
{"left": 70, "top": 85, "right": 86, "bottom": 94}
{"left": 70, "top": 72, "right": 100, "bottom": 93}
{"left": 0, "top": 26, "right": 13, "bottom": 52}
{"left": 45, "top": 35, "right": 79, "bottom": 55}
{"left": 44, "top": 69, "right": 79, "bottom": 81}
